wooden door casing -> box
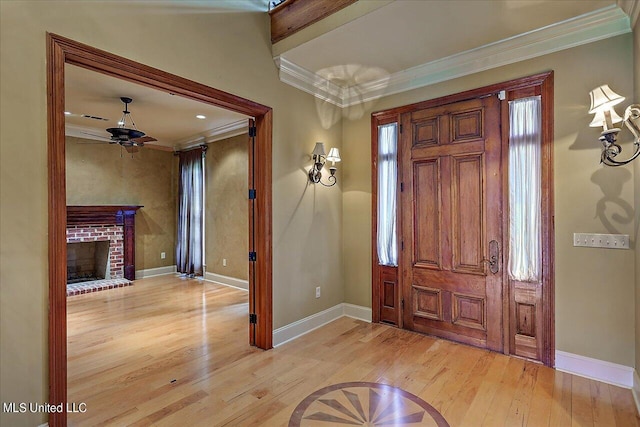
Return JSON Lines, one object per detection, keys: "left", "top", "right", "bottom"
{"left": 401, "top": 96, "right": 503, "bottom": 352}
{"left": 372, "top": 72, "right": 554, "bottom": 366}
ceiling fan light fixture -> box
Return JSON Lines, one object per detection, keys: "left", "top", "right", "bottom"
{"left": 106, "top": 97, "right": 147, "bottom": 144}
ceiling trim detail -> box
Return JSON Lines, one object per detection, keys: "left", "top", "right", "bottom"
{"left": 176, "top": 119, "right": 249, "bottom": 148}
{"left": 275, "top": 5, "right": 632, "bottom": 108}
{"left": 618, "top": 0, "right": 639, "bottom": 27}
{"left": 274, "top": 56, "right": 344, "bottom": 106}
{"left": 65, "top": 119, "right": 249, "bottom": 149}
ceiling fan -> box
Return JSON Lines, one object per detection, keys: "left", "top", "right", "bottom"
{"left": 105, "top": 97, "right": 158, "bottom": 153}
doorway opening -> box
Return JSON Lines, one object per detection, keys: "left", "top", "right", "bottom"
{"left": 371, "top": 72, "right": 554, "bottom": 366}
{"left": 47, "top": 33, "right": 273, "bottom": 426}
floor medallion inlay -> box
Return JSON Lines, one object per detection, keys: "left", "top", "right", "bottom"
{"left": 289, "top": 382, "right": 450, "bottom": 427}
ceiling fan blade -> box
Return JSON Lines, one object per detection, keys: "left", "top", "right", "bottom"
{"left": 124, "top": 146, "right": 140, "bottom": 154}
{"left": 131, "top": 136, "right": 157, "bottom": 144}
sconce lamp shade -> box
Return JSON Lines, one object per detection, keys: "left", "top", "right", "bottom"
{"left": 589, "top": 84, "right": 625, "bottom": 114}
{"left": 327, "top": 147, "right": 341, "bottom": 164}
{"left": 589, "top": 108, "right": 623, "bottom": 127}
{"left": 312, "top": 142, "right": 326, "bottom": 156}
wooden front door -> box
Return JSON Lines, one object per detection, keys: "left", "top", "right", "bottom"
{"left": 400, "top": 96, "right": 503, "bottom": 351}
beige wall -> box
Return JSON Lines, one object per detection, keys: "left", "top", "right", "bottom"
{"left": 0, "top": 2, "right": 342, "bottom": 426}
{"left": 205, "top": 134, "right": 249, "bottom": 281}
{"left": 342, "top": 34, "right": 636, "bottom": 366}
{"left": 66, "top": 137, "right": 177, "bottom": 271}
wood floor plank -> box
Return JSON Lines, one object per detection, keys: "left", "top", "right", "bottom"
{"left": 526, "top": 362, "right": 555, "bottom": 427}
{"left": 504, "top": 362, "right": 539, "bottom": 426}
{"left": 480, "top": 357, "right": 526, "bottom": 427}
{"left": 458, "top": 353, "right": 510, "bottom": 427}
{"left": 591, "top": 380, "right": 616, "bottom": 427}
{"left": 67, "top": 276, "right": 639, "bottom": 426}
{"left": 610, "top": 384, "right": 640, "bottom": 427}
{"left": 549, "top": 370, "right": 573, "bottom": 426}
{"left": 572, "top": 375, "right": 595, "bottom": 427}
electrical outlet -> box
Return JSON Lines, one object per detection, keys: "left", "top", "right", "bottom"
{"left": 573, "top": 233, "right": 629, "bottom": 249}
{"left": 315, "top": 287, "right": 321, "bottom": 298}
{"left": 223, "top": 258, "right": 227, "bottom": 267}
{"left": 161, "top": 252, "right": 166, "bottom": 259}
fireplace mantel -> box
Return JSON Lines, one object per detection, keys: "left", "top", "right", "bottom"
{"left": 67, "top": 206, "right": 142, "bottom": 280}
{"left": 67, "top": 205, "right": 142, "bottom": 226}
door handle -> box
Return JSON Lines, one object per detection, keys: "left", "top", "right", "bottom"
{"left": 482, "top": 240, "right": 499, "bottom": 274}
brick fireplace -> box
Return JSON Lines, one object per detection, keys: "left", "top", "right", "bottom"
{"left": 66, "top": 206, "right": 142, "bottom": 281}
{"left": 67, "top": 226, "right": 124, "bottom": 281}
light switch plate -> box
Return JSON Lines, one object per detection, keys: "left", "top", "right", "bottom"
{"left": 573, "top": 233, "right": 629, "bottom": 249}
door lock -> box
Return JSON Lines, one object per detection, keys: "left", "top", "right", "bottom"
{"left": 483, "top": 240, "right": 500, "bottom": 274}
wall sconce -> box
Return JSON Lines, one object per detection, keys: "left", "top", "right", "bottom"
{"left": 308, "top": 142, "right": 341, "bottom": 187}
{"left": 589, "top": 84, "right": 640, "bottom": 166}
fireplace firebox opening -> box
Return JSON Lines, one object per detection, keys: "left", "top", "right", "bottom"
{"left": 67, "top": 240, "right": 111, "bottom": 284}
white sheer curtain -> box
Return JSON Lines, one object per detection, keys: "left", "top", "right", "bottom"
{"left": 377, "top": 123, "right": 398, "bottom": 266}
{"left": 508, "top": 96, "right": 542, "bottom": 282}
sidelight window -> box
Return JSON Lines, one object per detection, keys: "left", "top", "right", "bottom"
{"left": 377, "top": 122, "right": 398, "bottom": 266}
{"left": 508, "top": 96, "right": 542, "bottom": 282}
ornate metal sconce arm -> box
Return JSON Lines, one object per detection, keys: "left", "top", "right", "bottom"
{"left": 600, "top": 104, "right": 640, "bottom": 166}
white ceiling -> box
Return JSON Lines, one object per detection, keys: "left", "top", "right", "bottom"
{"left": 275, "top": 0, "right": 637, "bottom": 106}
{"left": 283, "top": 0, "right": 615, "bottom": 74}
{"left": 65, "top": 64, "right": 250, "bottom": 150}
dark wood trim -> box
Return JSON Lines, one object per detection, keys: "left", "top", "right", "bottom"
{"left": 371, "top": 113, "right": 401, "bottom": 326}
{"left": 269, "top": 0, "right": 358, "bottom": 43}
{"left": 47, "top": 32, "right": 67, "bottom": 427}
{"left": 47, "top": 33, "right": 273, "bottom": 426}
{"left": 49, "top": 33, "right": 269, "bottom": 118}
{"left": 248, "top": 118, "right": 257, "bottom": 346}
{"left": 370, "top": 71, "right": 555, "bottom": 366}
{"left": 254, "top": 109, "right": 273, "bottom": 349}
{"left": 540, "top": 73, "right": 555, "bottom": 367}
{"left": 372, "top": 72, "right": 553, "bottom": 118}
{"left": 66, "top": 205, "right": 141, "bottom": 226}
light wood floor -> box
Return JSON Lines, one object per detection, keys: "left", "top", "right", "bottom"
{"left": 67, "top": 275, "right": 640, "bottom": 426}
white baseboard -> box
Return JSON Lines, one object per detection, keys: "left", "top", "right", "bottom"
{"left": 273, "top": 303, "right": 371, "bottom": 347}
{"left": 203, "top": 271, "right": 249, "bottom": 291}
{"left": 555, "top": 350, "right": 635, "bottom": 388}
{"left": 135, "top": 265, "right": 176, "bottom": 279}
{"left": 633, "top": 370, "right": 640, "bottom": 416}
{"left": 343, "top": 303, "right": 373, "bottom": 322}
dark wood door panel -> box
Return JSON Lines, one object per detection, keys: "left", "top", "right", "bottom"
{"left": 410, "top": 140, "right": 485, "bottom": 159}
{"left": 450, "top": 108, "right": 484, "bottom": 143}
{"left": 402, "top": 96, "right": 502, "bottom": 352}
{"left": 450, "top": 153, "right": 485, "bottom": 275}
{"left": 412, "top": 159, "right": 441, "bottom": 268}
{"left": 412, "top": 269, "right": 487, "bottom": 293}
{"left": 379, "top": 266, "right": 400, "bottom": 326}
{"left": 511, "top": 280, "right": 543, "bottom": 360}
{"left": 412, "top": 316, "right": 487, "bottom": 348}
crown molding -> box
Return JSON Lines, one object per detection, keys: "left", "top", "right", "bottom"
{"left": 176, "top": 118, "right": 250, "bottom": 149}
{"left": 66, "top": 119, "right": 248, "bottom": 151}
{"left": 276, "top": 5, "right": 632, "bottom": 107}
{"left": 65, "top": 123, "right": 110, "bottom": 141}
{"left": 275, "top": 56, "right": 345, "bottom": 107}
{"left": 618, "top": 0, "right": 639, "bottom": 27}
